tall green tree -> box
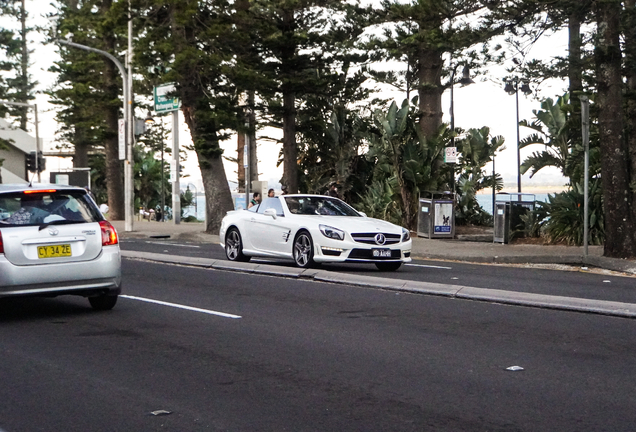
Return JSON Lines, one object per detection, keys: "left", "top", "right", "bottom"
{"left": 48, "top": 0, "right": 126, "bottom": 218}
{"left": 135, "top": 0, "right": 239, "bottom": 232}
{"left": 595, "top": 0, "right": 635, "bottom": 257}
{"left": 1, "top": 0, "right": 36, "bottom": 130}
{"left": 254, "top": 0, "right": 364, "bottom": 194}
{"left": 369, "top": 0, "right": 536, "bottom": 140}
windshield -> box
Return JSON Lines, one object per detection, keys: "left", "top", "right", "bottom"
{"left": 284, "top": 196, "right": 361, "bottom": 217}
{"left": 0, "top": 190, "right": 103, "bottom": 227}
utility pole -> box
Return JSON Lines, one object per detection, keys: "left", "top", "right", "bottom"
{"left": 172, "top": 110, "right": 180, "bottom": 224}
{"left": 581, "top": 95, "right": 590, "bottom": 257}
{"left": 58, "top": 39, "right": 133, "bottom": 230}
{"left": 124, "top": 3, "right": 134, "bottom": 232}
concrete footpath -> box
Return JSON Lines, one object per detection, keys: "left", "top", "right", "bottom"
{"left": 113, "top": 220, "right": 636, "bottom": 319}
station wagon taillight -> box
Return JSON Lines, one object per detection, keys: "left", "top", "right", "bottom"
{"left": 0, "top": 231, "right": 3, "bottom": 254}
{"left": 23, "top": 189, "right": 57, "bottom": 194}
{"left": 99, "top": 221, "right": 118, "bottom": 246}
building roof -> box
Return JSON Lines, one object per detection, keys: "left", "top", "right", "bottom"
{"left": 0, "top": 117, "right": 37, "bottom": 154}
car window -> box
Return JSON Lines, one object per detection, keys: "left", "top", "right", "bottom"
{"left": 257, "top": 197, "right": 284, "bottom": 216}
{"left": 285, "top": 196, "right": 361, "bottom": 216}
{"left": 0, "top": 190, "right": 103, "bottom": 227}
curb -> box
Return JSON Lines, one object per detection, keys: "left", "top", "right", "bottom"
{"left": 122, "top": 250, "right": 636, "bottom": 319}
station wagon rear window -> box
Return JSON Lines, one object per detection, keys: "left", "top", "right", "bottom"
{"left": 0, "top": 190, "right": 103, "bottom": 227}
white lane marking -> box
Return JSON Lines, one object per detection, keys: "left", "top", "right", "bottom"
{"left": 145, "top": 241, "right": 201, "bottom": 248}
{"left": 406, "top": 263, "right": 452, "bottom": 270}
{"left": 121, "top": 295, "right": 241, "bottom": 319}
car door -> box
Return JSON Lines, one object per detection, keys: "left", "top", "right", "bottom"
{"left": 246, "top": 197, "right": 294, "bottom": 255}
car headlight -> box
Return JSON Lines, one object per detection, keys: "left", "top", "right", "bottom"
{"left": 401, "top": 227, "right": 410, "bottom": 242}
{"left": 320, "top": 224, "right": 344, "bottom": 241}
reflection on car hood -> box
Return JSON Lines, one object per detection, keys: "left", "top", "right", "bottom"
{"left": 305, "top": 216, "right": 402, "bottom": 233}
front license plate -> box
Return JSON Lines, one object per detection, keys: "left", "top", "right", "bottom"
{"left": 372, "top": 248, "right": 392, "bottom": 258}
{"left": 38, "top": 244, "right": 72, "bottom": 259}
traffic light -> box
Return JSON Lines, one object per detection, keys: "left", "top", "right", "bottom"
{"left": 25, "top": 151, "right": 46, "bottom": 173}
{"left": 37, "top": 151, "right": 46, "bottom": 172}
{"left": 26, "top": 151, "right": 36, "bottom": 173}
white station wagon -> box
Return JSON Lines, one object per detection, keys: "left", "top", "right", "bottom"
{"left": 0, "top": 184, "right": 121, "bottom": 310}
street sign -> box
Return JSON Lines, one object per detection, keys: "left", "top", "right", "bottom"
{"left": 118, "top": 119, "right": 126, "bottom": 160}
{"left": 444, "top": 146, "right": 457, "bottom": 164}
{"left": 154, "top": 83, "right": 181, "bottom": 113}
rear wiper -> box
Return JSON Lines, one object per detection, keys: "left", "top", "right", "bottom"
{"left": 38, "top": 220, "right": 79, "bottom": 231}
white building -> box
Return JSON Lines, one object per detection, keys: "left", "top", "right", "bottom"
{"left": 0, "top": 118, "right": 37, "bottom": 184}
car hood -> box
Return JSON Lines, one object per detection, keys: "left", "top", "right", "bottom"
{"left": 309, "top": 216, "right": 403, "bottom": 234}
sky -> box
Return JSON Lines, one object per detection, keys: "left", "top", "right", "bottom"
{"left": 9, "top": 0, "right": 570, "bottom": 194}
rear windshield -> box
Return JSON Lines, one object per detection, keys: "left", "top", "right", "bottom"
{"left": 0, "top": 190, "right": 103, "bottom": 227}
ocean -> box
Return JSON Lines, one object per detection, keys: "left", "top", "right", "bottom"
{"left": 477, "top": 193, "right": 551, "bottom": 215}
{"left": 183, "top": 192, "right": 555, "bottom": 220}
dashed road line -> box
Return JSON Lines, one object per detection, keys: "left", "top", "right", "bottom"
{"left": 121, "top": 295, "right": 241, "bottom": 319}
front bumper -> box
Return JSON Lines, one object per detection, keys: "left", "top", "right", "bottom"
{"left": 312, "top": 238, "right": 412, "bottom": 264}
{"left": 0, "top": 245, "right": 121, "bottom": 298}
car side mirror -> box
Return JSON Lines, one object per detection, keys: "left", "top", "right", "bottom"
{"left": 263, "top": 208, "right": 277, "bottom": 219}
{"left": 358, "top": 211, "right": 367, "bottom": 217}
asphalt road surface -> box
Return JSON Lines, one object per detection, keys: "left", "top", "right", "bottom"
{"left": 121, "top": 238, "right": 636, "bottom": 303}
{"left": 1, "top": 258, "right": 635, "bottom": 431}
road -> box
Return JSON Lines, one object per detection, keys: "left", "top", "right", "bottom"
{"left": 121, "top": 238, "right": 636, "bottom": 303}
{"left": 1, "top": 257, "right": 635, "bottom": 431}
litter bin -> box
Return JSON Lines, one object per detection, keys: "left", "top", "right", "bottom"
{"left": 493, "top": 193, "right": 536, "bottom": 244}
{"left": 493, "top": 201, "right": 510, "bottom": 243}
{"left": 417, "top": 191, "right": 455, "bottom": 239}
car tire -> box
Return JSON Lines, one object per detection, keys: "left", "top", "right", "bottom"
{"left": 89, "top": 294, "right": 118, "bottom": 311}
{"left": 375, "top": 262, "right": 402, "bottom": 271}
{"left": 293, "top": 230, "right": 315, "bottom": 268}
{"left": 225, "top": 227, "right": 250, "bottom": 262}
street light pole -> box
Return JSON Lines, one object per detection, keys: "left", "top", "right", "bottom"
{"left": 504, "top": 79, "right": 531, "bottom": 195}
{"left": 58, "top": 38, "right": 133, "bottom": 230}
{"left": 0, "top": 100, "right": 40, "bottom": 182}
{"left": 448, "top": 65, "right": 474, "bottom": 195}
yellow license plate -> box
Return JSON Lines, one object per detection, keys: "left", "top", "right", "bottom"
{"left": 38, "top": 244, "right": 72, "bottom": 259}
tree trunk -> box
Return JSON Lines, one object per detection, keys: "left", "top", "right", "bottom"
{"left": 249, "top": 90, "right": 258, "bottom": 184}
{"left": 595, "top": 0, "right": 635, "bottom": 258}
{"left": 172, "top": 4, "right": 234, "bottom": 233}
{"left": 184, "top": 106, "right": 234, "bottom": 232}
{"left": 73, "top": 128, "right": 89, "bottom": 168}
{"left": 18, "top": 0, "right": 28, "bottom": 131}
{"left": 282, "top": 90, "right": 297, "bottom": 193}
{"left": 101, "top": 0, "right": 124, "bottom": 220}
{"left": 237, "top": 132, "right": 245, "bottom": 193}
{"left": 417, "top": 47, "right": 443, "bottom": 138}
{"left": 281, "top": 8, "right": 298, "bottom": 194}
{"left": 624, "top": 0, "right": 636, "bottom": 249}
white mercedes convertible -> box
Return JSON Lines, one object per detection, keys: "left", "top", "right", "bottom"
{"left": 219, "top": 195, "right": 412, "bottom": 271}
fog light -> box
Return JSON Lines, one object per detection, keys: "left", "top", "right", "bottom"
{"left": 321, "top": 246, "right": 343, "bottom": 256}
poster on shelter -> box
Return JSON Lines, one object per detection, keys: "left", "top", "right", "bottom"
{"left": 434, "top": 202, "right": 453, "bottom": 233}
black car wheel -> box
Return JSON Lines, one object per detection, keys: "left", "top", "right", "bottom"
{"left": 375, "top": 262, "right": 402, "bottom": 271}
{"left": 89, "top": 294, "right": 118, "bottom": 311}
{"left": 225, "top": 227, "right": 250, "bottom": 262}
{"left": 293, "top": 231, "right": 315, "bottom": 268}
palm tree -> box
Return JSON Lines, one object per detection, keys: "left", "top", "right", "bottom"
{"left": 518, "top": 94, "right": 575, "bottom": 182}
{"left": 455, "top": 127, "right": 505, "bottom": 225}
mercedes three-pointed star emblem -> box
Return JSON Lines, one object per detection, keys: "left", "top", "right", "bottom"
{"left": 374, "top": 233, "right": 386, "bottom": 245}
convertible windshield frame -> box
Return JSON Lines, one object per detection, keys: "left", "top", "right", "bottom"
{"left": 284, "top": 196, "right": 362, "bottom": 217}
